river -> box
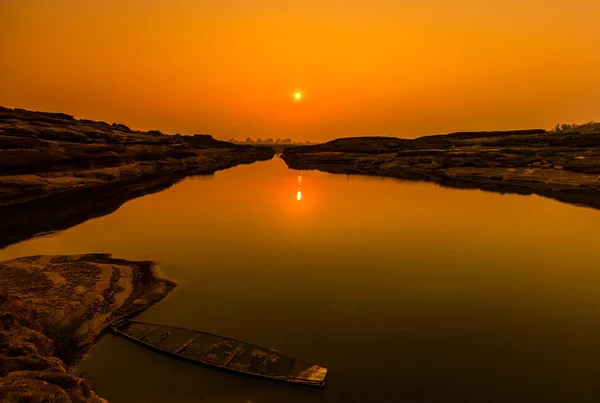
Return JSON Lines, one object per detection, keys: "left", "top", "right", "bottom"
{"left": 2, "top": 157, "right": 600, "bottom": 402}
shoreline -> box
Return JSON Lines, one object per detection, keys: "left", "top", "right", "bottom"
{"left": 0, "top": 106, "right": 274, "bottom": 401}
{"left": 0, "top": 254, "right": 177, "bottom": 402}
{"left": 281, "top": 131, "right": 600, "bottom": 210}
{"left": 0, "top": 106, "right": 275, "bottom": 208}
{"left": 0, "top": 162, "right": 255, "bottom": 249}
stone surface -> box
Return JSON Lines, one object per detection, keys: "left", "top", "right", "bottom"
{"left": 0, "top": 254, "right": 177, "bottom": 402}
{"left": 281, "top": 130, "right": 600, "bottom": 209}
{"left": 0, "top": 107, "right": 275, "bottom": 207}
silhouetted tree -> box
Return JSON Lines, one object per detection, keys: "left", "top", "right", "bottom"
{"left": 552, "top": 121, "right": 600, "bottom": 133}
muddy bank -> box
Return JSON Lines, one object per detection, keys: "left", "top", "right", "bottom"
{"left": 0, "top": 107, "right": 274, "bottom": 207}
{"left": 0, "top": 254, "right": 177, "bottom": 402}
{"left": 281, "top": 130, "right": 600, "bottom": 209}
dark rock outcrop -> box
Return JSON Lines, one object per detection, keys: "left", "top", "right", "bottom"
{"left": 0, "top": 106, "right": 275, "bottom": 207}
{"left": 0, "top": 254, "right": 177, "bottom": 402}
{"left": 281, "top": 130, "right": 600, "bottom": 209}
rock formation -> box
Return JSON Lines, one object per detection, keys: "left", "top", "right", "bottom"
{"left": 0, "top": 107, "right": 274, "bottom": 401}
{"left": 0, "top": 107, "right": 275, "bottom": 207}
{"left": 281, "top": 130, "right": 600, "bottom": 209}
{"left": 0, "top": 254, "right": 177, "bottom": 402}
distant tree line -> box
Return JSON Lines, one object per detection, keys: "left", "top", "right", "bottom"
{"left": 551, "top": 121, "right": 600, "bottom": 133}
{"left": 227, "top": 137, "right": 314, "bottom": 145}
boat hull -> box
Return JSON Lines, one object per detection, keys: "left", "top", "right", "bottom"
{"left": 111, "top": 319, "right": 327, "bottom": 387}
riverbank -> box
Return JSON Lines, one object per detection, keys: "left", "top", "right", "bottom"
{"left": 0, "top": 254, "right": 177, "bottom": 402}
{"left": 0, "top": 107, "right": 275, "bottom": 207}
{"left": 281, "top": 130, "right": 600, "bottom": 209}
{"left": 0, "top": 169, "right": 211, "bottom": 249}
{"left": 0, "top": 107, "right": 271, "bottom": 401}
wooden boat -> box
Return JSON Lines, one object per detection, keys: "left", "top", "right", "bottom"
{"left": 110, "top": 319, "right": 327, "bottom": 387}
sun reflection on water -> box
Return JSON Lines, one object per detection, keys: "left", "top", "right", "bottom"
{"left": 297, "top": 175, "right": 303, "bottom": 201}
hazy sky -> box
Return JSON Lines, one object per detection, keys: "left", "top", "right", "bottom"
{"left": 2, "top": 0, "right": 599, "bottom": 141}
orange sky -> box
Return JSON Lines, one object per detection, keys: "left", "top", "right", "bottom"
{"left": 2, "top": 0, "right": 599, "bottom": 141}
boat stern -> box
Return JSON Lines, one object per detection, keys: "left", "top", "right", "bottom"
{"left": 294, "top": 365, "right": 328, "bottom": 386}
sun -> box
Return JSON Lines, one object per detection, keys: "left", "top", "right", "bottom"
{"left": 294, "top": 92, "right": 302, "bottom": 101}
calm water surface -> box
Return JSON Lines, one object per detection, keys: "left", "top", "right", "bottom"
{"left": 3, "top": 158, "right": 600, "bottom": 402}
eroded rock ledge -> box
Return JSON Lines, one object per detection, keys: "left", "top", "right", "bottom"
{"left": 0, "top": 107, "right": 275, "bottom": 207}
{"left": 281, "top": 130, "right": 600, "bottom": 209}
{"left": 0, "top": 254, "right": 177, "bottom": 402}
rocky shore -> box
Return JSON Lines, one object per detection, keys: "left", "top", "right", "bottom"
{"left": 281, "top": 130, "right": 600, "bottom": 209}
{"left": 0, "top": 107, "right": 273, "bottom": 401}
{"left": 0, "top": 254, "right": 177, "bottom": 402}
{"left": 0, "top": 107, "right": 274, "bottom": 207}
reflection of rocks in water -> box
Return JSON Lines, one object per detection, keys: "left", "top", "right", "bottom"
{"left": 0, "top": 170, "right": 209, "bottom": 249}
{"left": 430, "top": 175, "right": 600, "bottom": 210}
{"left": 281, "top": 130, "right": 600, "bottom": 210}
{"left": 0, "top": 106, "right": 274, "bottom": 249}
